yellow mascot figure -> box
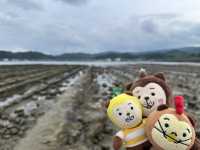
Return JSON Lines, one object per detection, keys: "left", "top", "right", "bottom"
{"left": 107, "top": 93, "right": 149, "bottom": 150}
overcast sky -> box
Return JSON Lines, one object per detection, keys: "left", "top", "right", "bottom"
{"left": 1, "top": 0, "right": 200, "bottom": 54}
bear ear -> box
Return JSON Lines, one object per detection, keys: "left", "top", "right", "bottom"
{"left": 157, "top": 104, "right": 169, "bottom": 111}
{"left": 139, "top": 68, "right": 147, "bottom": 78}
{"left": 125, "top": 82, "right": 133, "bottom": 91}
{"left": 154, "top": 72, "right": 165, "bottom": 81}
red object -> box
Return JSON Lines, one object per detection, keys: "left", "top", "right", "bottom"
{"left": 175, "top": 96, "right": 184, "bottom": 115}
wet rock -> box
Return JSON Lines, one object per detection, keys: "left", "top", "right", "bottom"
{"left": 102, "top": 92, "right": 109, "bottom": 97}
{"left": 108, "top": 87, "right": 112, "bottom": 92}
{"left": 18, "top": 118, "right": 26, "bottom": 126}
{"left": 46, "top": 95, "right": 53, "bottom": 100}
{"left": 0, "top": 120, "right": 11, "bottom": 128}
{"left": 18, "top": 130, "right": 25, "bottom": 137}
{"left": 188, "top": 101, "right": 199, "bottom": 109}
{"left": 0, "top": 114, "right": 9, "bottom": 120}
{"left": 9, "top": 113, "right": 18, "bottom": 121}
{"left": 10, "top": 127, "right": 19, "bottom": 135}
{"left": 14, "top": 109, "right": 26, "bottom": 117}
{"left": 2, "top": 134, "right": 11, "bottom": 139}
{"left": 24, "top": 101, "right": 38, "bottom": 116}
{"left": 49, "top": 89, "right": 57, "bottom": 96}
{"left": 193, "top": 96, "right": 197, "bottom": 101}
{"left": 102, "top": 83, "right": 107, "bottom": 88}
{"left": 40, "top": 91, "right": 47, "bottom": 96}
{"left": 101, "top": 146, "right": 110, "bottom": 150}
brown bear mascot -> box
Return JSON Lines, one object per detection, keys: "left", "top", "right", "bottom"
{"left": 125, "top": 70, "right": 172, "bottom": 117}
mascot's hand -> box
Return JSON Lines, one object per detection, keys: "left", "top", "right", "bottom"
{"left": 113, "top": 136, "right": 122, "bottom": 150}
{"left": 192, "top": 135, "right": 200, "bottom": 150}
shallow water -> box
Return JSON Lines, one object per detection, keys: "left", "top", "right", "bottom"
{"left": 1, "top": 60, "right": 200, "bottom": 66}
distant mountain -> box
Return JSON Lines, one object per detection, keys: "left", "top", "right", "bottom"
{"left": 0, "top": 51, "right": 54, "bottom": 60}
{"left": 171, "top": 47, "right": 200, "bottom": 53}
{"left": 56, "top": 53, "right": 93, "bottom": 61}
{"left": 0, "top": 47, "right": 200, "bottom": 62}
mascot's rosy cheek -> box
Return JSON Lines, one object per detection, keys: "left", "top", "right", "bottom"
{"left": 158, "top": 98, "right": 164, "bottom": 105}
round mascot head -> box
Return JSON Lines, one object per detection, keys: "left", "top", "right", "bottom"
{"left": 126, "top": 71, "right": 172, "bottom": 117}
{"left": 107, "top": 93, "right": 143, "bottom": 129}
{"left": 146, "top": 96, "right": 196, "bottom": 150}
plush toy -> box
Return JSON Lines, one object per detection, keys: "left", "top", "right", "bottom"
{"left": 125, "top": 71, "right": 172, "bottom": 117}
{"left": 107, "top": 93, "right": 150, "bottom": 150}
{"left": 125, "top": 70, "right": 200, "bottom": 149}
{"left": 146, "top": 96, "right": 196, "bottom": 150}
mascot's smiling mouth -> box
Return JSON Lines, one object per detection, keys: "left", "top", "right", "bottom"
{"left": 143, "top": 99, "right": 155, "bottom": 109}
{"left": 153, "top": 119, "right": 192, "bottom": 147}
{"left": 125, "top": 115, "right": 134, "bottom": 122}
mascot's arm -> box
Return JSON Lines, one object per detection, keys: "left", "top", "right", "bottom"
{"left": 185, "top": 112, "right": 200, "bottom": 150}
{"left": 113, "top": 136, "right": 123, "bottom": 150}
{"left": 113, "top": 131, "right": 124, "bottom": 150}
{"left": 191, "top": 138, "right": 200, "bottom": 150}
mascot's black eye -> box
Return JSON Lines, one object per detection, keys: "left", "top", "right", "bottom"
{"left": 138, "top": 96, "right": 141, "bottom": 99}
{"left": 165, "top": 123, "right": 169, "bottom": 128}
{"left": 130, "top": 107, "right": 134, "bottom": 110}
{"left": 183, "top": 133, "right": 187, "bottom": 137}
{"left": 151, "top": 92, "right": 155, "bottom": 96}
{"left": 118, "top": 113, "right": 122, "bottom": 116}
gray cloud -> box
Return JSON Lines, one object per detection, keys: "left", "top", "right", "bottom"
{"left": 57, "top": 0, "right": 90, "bottom": 5}
{"left": 140, "top": 19, "right": 158, "bottom": 34}
{"left": 6, "top": 0, "right": 42, "bottom": 10}
{"left": 0, "top": 0, "right": 200, "bottom": 54}
{"left": 90, "top": 14, "right": 200, "bottom": 52}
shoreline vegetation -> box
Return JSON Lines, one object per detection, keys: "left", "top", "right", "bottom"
{"left": 1, "top": 47, "right": 200, "bottom": 62}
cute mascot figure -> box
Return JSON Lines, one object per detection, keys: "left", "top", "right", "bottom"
{"left": 125, "top": 70, "right": 172, "bottom": 117}
{"left": 146, "top": 96, "right": 196, "bottom": 150}
{"left": 107, "top": 93, "right": 150, "bottom": 150}
{"left": 125, "top": 69, "right": 200, "bottom": 149}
